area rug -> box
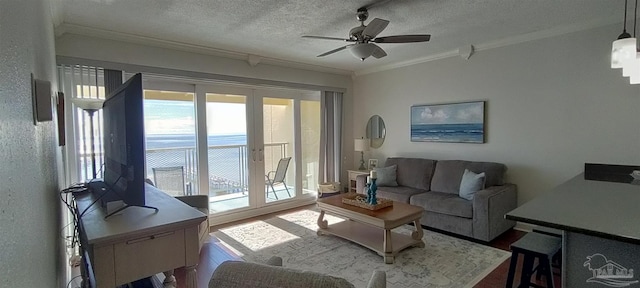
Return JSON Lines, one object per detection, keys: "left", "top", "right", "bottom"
{"left": 213, "top": 209, "right": 509, "bottom": 288}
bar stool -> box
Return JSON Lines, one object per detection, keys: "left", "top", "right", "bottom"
{"left": 532, "top": 226, "right": 562, "bottom": 273}
{"left": 506, "top": 232, "right": 561, "bottom": 288}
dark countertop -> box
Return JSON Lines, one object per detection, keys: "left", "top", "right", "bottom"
{"left": 506, "top": 173, "right": 640, "bottom": 245}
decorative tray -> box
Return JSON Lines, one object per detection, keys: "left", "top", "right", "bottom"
{"left": 341, "top": 193, "right": 393, "bottom": 210}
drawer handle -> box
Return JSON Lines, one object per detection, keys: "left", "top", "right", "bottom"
{"left": 126, "top": 231, "right": 175, "bottom": 244}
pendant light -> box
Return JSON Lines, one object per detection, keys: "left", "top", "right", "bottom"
{"left": 612, "top": 0, "right": 636, "bottom": 69}
{"left": 623, "top": 0, "right": 640, "bottom": 83}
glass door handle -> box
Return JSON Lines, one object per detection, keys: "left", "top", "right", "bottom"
{"left": 258, "top": 149, "right": 263, "bottom": 161}
{"left": 252, "top": 149, "right": 256, "bottom": 161}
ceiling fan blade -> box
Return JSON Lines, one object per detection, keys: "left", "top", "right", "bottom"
{"left": 373, "top": 34, "right": 431, "bottom": 43}
{"left": 302, "top": 35, "right": 351, "bottom": 41}
{"left": 371, "top": 44, "right": 387, "bottom": 59}
{"left": 317, "top": 45, "right": 352, "bottom": 57}
{"left": 363, "top": 18, "right": 389, "bottom": 38}
{"left": 359, "top": 0, "right": 394, "bottom": 11}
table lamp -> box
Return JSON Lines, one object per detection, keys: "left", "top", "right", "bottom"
{"left": 73, "top": 98, "right": 105, "bottom": 179}
{"left": 354, "top": 138, "right": 369, "bottom": 170}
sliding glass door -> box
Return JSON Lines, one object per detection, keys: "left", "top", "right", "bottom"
{"left": 143, "top": 84, "right": 200, "bottom": 196}
{"left": 204, "top": 91, "right": 252, "bottom": 213}
{"left": 262, "top": 96, "right": 295, "bottom": 203}
{"left": 143, "top": 79, "right": 321, "bottom": 218}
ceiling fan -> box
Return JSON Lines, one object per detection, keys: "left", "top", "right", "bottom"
{"left": 302, "top": 7, "right": 431, "bottom": 61}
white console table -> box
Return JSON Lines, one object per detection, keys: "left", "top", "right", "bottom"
{"left": 76, "top": 184, "right": 207, "bottom": 288}
{"left": 348, "top": 170, "right": 370, "bottom": 192}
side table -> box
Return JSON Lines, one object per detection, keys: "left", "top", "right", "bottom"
{"left": 347, "top": 170, "right": 370, "bottom": 193}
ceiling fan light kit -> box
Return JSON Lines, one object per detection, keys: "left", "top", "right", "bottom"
{"left": 350, "top": 43, "right": 377, "bottom": 60}
{"left": 302, "top": 6, "right": 431, "bottom": 61}
{"left": 611, "top": 0, "right": 640, "bottom": 84}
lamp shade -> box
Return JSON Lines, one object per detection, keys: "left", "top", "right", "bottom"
{"left": 354, "top": 138, "right": 369, "bottom": 152}
{"left": 73, "top": 98, "right": 105, "bottom": 111}
{"left": 611, "top": 38, "right": 637, "bottom": 69}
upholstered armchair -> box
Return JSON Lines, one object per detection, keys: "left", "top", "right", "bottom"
{"left": 209, "top": 256, "right": 386, "bottom": 288}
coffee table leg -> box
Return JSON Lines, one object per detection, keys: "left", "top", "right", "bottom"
{"left": 317, "top": 210, "right": 328, "bottom": 235}
{"left": 412, "top": 219, "right": 426, "bottom": 248}
{"left": 383, "top": 229, "right": 394, "bottom": 264}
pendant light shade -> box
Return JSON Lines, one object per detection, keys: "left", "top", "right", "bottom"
{"left": 624, "top": 57, "right": 640, "bottom": 83}
{"left": 612, "top": 38, "right": 637, "bottom": 68}
{"left": 612, "top": 0, "right": 640, "bottom": 84}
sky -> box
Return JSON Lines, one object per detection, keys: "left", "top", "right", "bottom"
{"left": 144, "top": 100, "right": 246, "bottom": 135}
{"left": 411, "top": 102, "right": 484, "bottom": 125}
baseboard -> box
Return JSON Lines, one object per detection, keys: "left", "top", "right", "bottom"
{"left": 208, "top": 198, "right": 317, "bottom": 226}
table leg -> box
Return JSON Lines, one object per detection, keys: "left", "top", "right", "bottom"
{"left": 383, "top": 229, "right": 394, "bottom": 264}
{"left": 412, "top": 219, "right": 425, "bottom": 248}
{"left": 317, "top": 210, "right": 328, "bottom": 236}
{"left": 185, "top": 265, "right": 197, "bottom": 288}
{"left": 163, "top": 269, "right": 176, "bottom": 285}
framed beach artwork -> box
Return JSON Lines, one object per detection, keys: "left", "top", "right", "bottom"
{"left": 411, "top": 101, "right": 485, "bottom": 143}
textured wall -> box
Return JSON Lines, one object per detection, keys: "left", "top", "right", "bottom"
{"left": 0, "top": 0, "right": 60, "bottom": 287}
{"left": 353, "top": 24, "right": 640, "bottom": 206}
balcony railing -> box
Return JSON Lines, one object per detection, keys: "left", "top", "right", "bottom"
{"left": 77, "top": 142, "right": 288, "bottom": 196}
{"left": 145, "top": 142, "right": 288, "bottom": 196}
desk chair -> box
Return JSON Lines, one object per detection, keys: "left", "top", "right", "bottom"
{"left": 265, "top": 157, "right": 292, "bottom": 200}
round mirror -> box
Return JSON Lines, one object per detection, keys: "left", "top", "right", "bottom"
{"left": 366, "top": 115, "right": 386, "bottom": 148}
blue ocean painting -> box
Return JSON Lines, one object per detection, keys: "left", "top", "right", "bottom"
{"left": 411, "top": 102, "right": 485, "bottom": 143}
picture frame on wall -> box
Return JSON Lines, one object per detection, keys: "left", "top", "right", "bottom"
{"left": 368, "top": 159, "right": 378, "bottom": 170}
{"left": 411, "top": 101, "right": 486, "bottom": 143}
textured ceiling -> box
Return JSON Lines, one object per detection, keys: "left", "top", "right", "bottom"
{"left": 56, "top": 0, "right": 624, "bottom": 73}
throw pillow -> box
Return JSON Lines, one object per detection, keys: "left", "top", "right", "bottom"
{"left": 374, "top": 165, "right": 399, "bottom": 187}
{"left": 459, "top": 169, "right": 485, "bottom": 200}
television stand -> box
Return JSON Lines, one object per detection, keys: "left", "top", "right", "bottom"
{"left": 76, "top": 184, "right": 206, "bottom": 288}
{"left": 104, "top": 204, "right": 159, "bottom": 219}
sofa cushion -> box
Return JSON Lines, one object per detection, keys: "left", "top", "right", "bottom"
{"left": 374, "top": 165, "right": 398, "bottom": 186}
{"left": 385, "top": 157, "right": 436, "bottom": 190}
{"left": 431, "top": 160, "right": 506, "bottom": 194}
{"left": 410, "top": 191, "right": 473, "bottom": 219}
{"left": 375, "top": 186, "right": 428, "bottom": 204}
{"left": 459, "top": 169, "right": 486, "bottom": 201}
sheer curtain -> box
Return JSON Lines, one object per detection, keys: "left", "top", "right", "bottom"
{"left": 319, "top": 91, "right": 343, "bottom": 185}
{"left": 57, "top": 65, "right": 122, "bottom": 184}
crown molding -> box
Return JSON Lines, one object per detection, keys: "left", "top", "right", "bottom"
{"left": 55, "top": 23, "right": 353, "bottom": 76}
{"left": 354, "top": 17, "right": 620, "bottom": 76}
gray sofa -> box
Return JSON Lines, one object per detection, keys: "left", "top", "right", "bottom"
{"left": 209, "top": 256, "right": 386, "bottom": 288}
{"left": 356, "top": 157, "right": 517, "bottom": 242}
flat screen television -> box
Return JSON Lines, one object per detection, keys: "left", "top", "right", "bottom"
{"left": 102, "top": 73, "right": 156, "bottom": 217}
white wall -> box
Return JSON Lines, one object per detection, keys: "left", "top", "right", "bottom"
{"left": 55, "top": 33, "right": 356, "bottom": 189}
{"left": 0, "top": 0, "right": 60, "bottom": 287}
{"left": 55, "top": 33, "right": 352, "bottom": 90}
{"left": 353, "top": 24, "right": 640, "bottom": 205}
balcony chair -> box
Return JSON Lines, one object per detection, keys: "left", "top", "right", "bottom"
{"left": 152, "top": 166, "right": 189, "bottom": 196}
{"left": 265, "top": 157, "right": 292, "bottom": 200}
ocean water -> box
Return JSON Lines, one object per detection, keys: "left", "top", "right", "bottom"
{"left": 145, "top": 134, "right": 249, "bottom": 184}
{"left": 146, "top": 134, "right": 246, "bottom": 150}
{"left": 411, "top": 123, "right": 484, "bottom": 143}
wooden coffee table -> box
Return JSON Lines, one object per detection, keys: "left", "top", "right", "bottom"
{"left": 316, "top": 194, "right": 425, "bottom": 264}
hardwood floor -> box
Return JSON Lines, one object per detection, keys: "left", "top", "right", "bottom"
{"left": 172, "top": 206, "right": 562, "bottom": 288}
